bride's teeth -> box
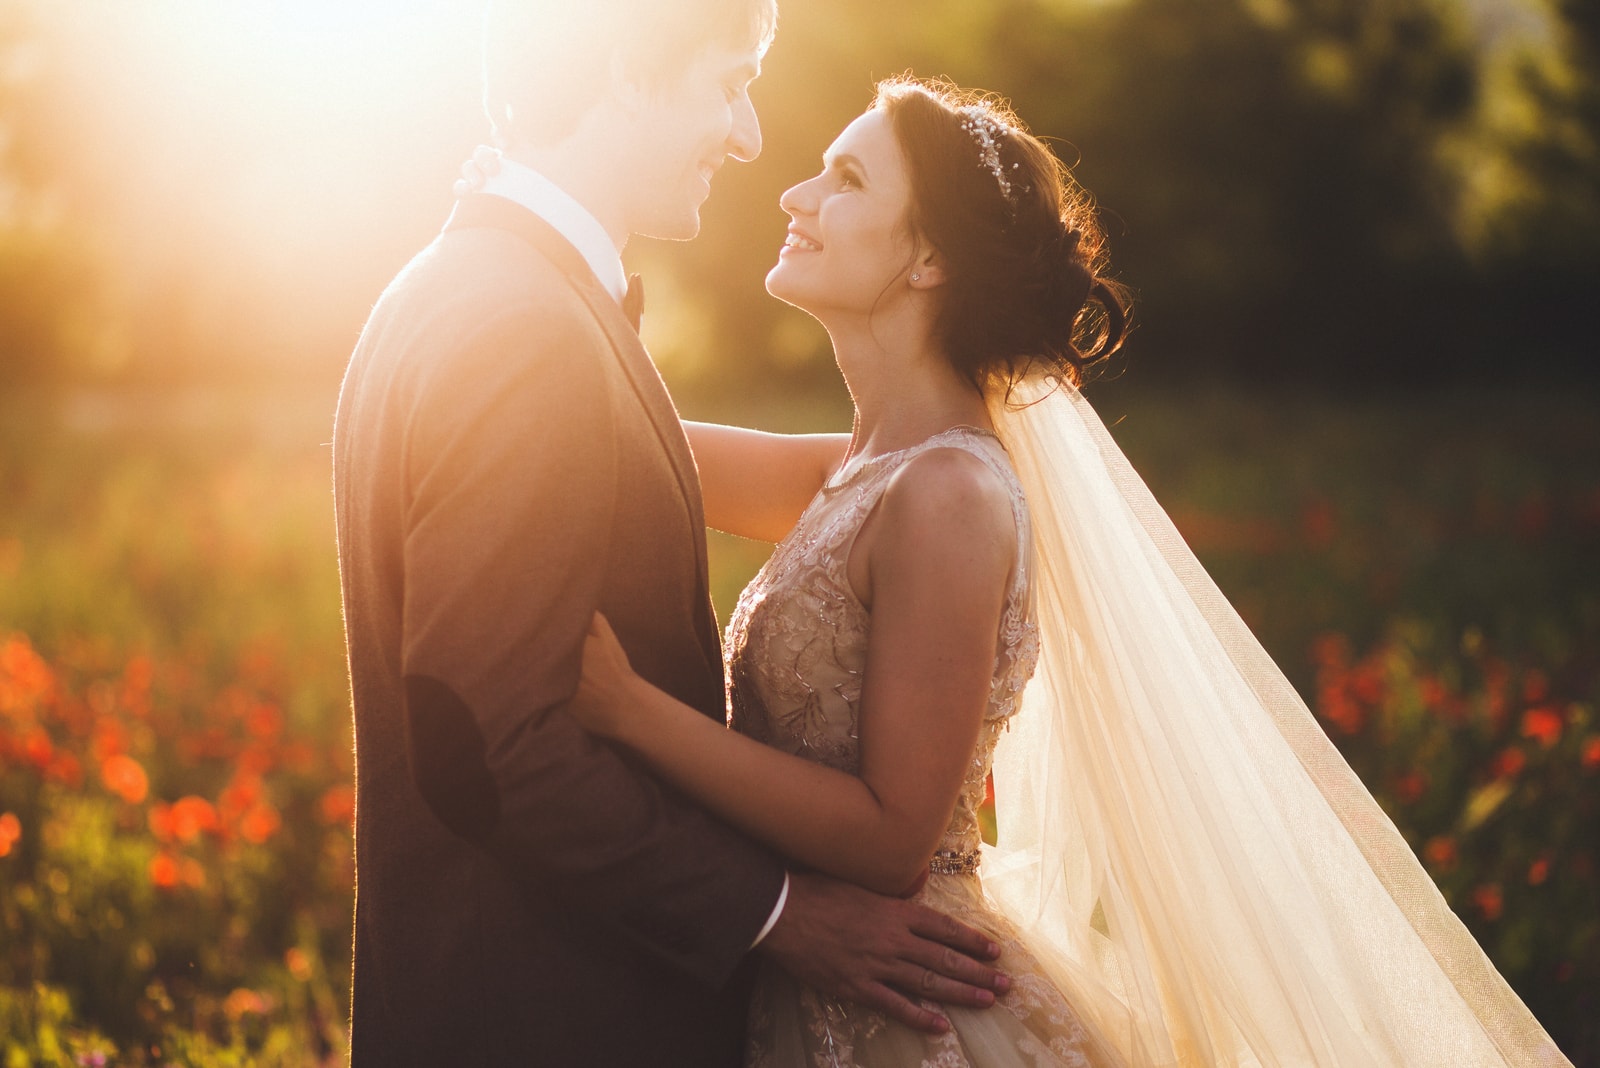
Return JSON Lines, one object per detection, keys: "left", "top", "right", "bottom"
{"left": 785, "top": 234, "right": 820, "bottom": 251}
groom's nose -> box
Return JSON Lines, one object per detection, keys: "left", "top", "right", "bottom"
{"left": 728, "top": 93, "right": 762, "bottom": 162}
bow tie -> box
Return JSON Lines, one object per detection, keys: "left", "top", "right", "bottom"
{"left": 622, "top": 273, "right": 645, "bottom": 333}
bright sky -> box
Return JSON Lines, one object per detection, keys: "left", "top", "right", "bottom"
{"left": 18, "top": 0, "right": 494, "bottom": 375}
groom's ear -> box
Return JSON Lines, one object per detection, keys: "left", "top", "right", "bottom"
{"left": 607, "top": 49, "right": 651, "bottom": 115}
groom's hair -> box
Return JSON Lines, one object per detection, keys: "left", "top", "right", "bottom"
{"left": 483, "top": 0, "right": 778, "bottom": 147}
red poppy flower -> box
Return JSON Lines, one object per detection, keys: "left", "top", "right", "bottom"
{"left": 1521, "top": 708, "right": 1563, "bottom": 749}
{"left": 149, "top": 852, "right": 181, "bottom": 889}
{"left": 46, "top": 752, "right": 82, "bottom": 788}
{"left": 91, "top": 718, "right": 128, "bottom": 762}
{"left": 1310, "top": 633, "right": 1351, "bottom": 671}
{"left": 23, "top": 729, "right": 53, "bottom": 771}
{"left": 100, "top": 754, "right": 148, "bottom": 805}
{"left": 1300, "top": 500, "right": 1337, "bottom": 549}
{"left": 0, "top": 636, "right": 54, "bottom": 711}
{"left": 1318, "top": 690, "right": 1364, "bottom": 736}
{"left": 169, "top": 796, "right": 219, "bottom": 842}
{"left": 219, "top": 774, "right": 262, "bottom": 818}
{"left": 223, "top": 988, "right": 270, "bottom": 1020}
{"left": 318, "top": 785, "right": 355, "bottom": 828}
{"left": 148, "top": 803, "right": 177, "bottom": 842}
{"left": 246, "top": 702, "right": 284, "bottom": 742}
{"left": 0, "top": 812, "right": 20, "bottom": 857}
{"left": 285, "top": 948, "right": 314, "bottom": 982}
{"left": 1471, "top": 884, "right": 1503, "bottom": 921}
{"left": 239, "top": 802, "right": 282, "bottom": 845}
{"left": 1490, "top": 747, "right": 1526, "bottom": 780}
{"left": 1394, "top": 771, "right": 1427, "bottom": 804}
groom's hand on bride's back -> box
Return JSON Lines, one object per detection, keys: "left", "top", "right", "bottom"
{"left": 758, "top": 871, "right": 1008, "bottom": 1034}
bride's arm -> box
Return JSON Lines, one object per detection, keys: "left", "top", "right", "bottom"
{"left": 684, "top": 421, "right": 850, "bottom": 542}
{"left": 573, "top": 449, "right": 1014, "bottom": 896}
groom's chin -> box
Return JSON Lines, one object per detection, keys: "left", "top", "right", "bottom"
{"left": 638, "top": 208, "right": 703, "bottom": 243}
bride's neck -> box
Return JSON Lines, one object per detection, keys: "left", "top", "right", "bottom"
{"left": 826, "top": 318, "right": 991, "bottom": 461}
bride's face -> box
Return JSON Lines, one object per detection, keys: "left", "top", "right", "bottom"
{"left": 765, "top": 109, "right": 921, "bottom": 316}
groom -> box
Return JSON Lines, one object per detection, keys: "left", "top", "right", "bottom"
{"left": 333, "top": 0, "right": 1006, "bottom": 1064}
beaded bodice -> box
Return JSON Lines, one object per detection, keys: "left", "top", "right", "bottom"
{"left": 725, "top": 427, "right": 1038, "bottom": 862}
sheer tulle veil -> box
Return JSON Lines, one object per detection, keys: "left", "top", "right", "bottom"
{"left": 980, "top": 378, "right": 1572, "bottom": 1067}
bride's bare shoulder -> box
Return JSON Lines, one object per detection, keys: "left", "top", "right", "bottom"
{"left": 870, "top": 446, "right": 1017, "bottom": 572}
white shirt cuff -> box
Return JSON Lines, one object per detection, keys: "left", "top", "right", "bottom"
{"left": 750, "top": 872, "right": 790, "bottom": 948}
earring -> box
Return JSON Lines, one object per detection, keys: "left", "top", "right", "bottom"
{"left": 911, "top": 273, "right": 921, "bottom": 281}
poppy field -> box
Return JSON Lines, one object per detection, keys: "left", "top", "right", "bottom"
{"left": 2, "top": 386, "right": 1597, "bottom": 1064}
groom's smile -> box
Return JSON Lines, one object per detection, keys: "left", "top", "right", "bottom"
{"left": 624, "top": 42, "right": 765, "bottom": 241}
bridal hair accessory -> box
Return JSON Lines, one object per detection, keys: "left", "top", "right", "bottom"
{"left": 452, "top": 146, "right": 503, "bottom": 198}
{"left": 957, "top": 106, "right": 1017, "bottom": 203}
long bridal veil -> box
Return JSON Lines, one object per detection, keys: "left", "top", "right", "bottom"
{"left": 982, "top": 379, "right": 1571, "bottom": 1067}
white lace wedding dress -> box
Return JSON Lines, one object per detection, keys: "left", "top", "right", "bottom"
{"left": 726, "top": 427, "right": 1125, "bottom": 1067}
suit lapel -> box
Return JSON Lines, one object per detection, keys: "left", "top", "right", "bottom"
{"left": 444, "top": 196, "right": 722, "bottom": 664}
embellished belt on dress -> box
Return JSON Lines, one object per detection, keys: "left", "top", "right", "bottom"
{"left": 929, "top": 849, "right": 980, "bottom": 875}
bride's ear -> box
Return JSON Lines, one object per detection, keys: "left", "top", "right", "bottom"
{"left": 909, "top": 246, "right": 948, "bottom": 290}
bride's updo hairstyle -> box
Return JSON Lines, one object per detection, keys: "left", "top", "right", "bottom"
{"left": 875, "top": 76, "right": 1129, "bottom": 389}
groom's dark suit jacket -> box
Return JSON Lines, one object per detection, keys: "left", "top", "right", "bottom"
{"left": 334, "top": 194, "right": 786, "bottom": 1066}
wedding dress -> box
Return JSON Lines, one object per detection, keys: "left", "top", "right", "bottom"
{"left": 727, "top": 426, "right": 1124, "bottom": 1066}
{"left": 724, "top": 383, "right": 1571, "bottom": 1067}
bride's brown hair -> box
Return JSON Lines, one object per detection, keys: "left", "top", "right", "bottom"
{"left": 874, "top": 75, "right": 1129, "bottom": 389}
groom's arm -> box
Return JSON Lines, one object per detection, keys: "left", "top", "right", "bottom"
{"left": 398, "top": 302, "right": 783, "bottom": 986}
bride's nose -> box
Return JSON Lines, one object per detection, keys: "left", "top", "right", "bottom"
{"left": 778, "top": 175, "right": 821, "bottom": 218}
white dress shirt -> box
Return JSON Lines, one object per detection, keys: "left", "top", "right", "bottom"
{"left": 477, "top": 154, "right": 629, "bottom": 304}
{"left": 468, "top": 151, "right": 791, "bottom": 948}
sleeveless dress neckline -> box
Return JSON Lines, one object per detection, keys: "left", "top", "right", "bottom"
{"left": 822, "top": 424, "right": 1003, "bottom": 494}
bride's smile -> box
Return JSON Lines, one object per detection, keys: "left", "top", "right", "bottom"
{"left": 766, "top": 109, "right": 925, "bottom": 319}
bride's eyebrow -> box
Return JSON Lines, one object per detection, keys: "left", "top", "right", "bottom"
{"left": 823, "top": 152, "right": 869, "bottom": 181}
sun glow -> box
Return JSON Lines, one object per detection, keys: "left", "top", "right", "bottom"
{"left": 18, "top": 0, "right": 493, "bottom": 377}
{"left": 85, "top": 1, "right": 482, "bottom": 141}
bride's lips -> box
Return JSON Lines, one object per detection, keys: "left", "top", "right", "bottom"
{"left": 780, "top": 227, "right": 822, "bottom": 255}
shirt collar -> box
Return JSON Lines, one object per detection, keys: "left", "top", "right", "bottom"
{"left": 477, "top": 152, "right": 629, "bottom": 305}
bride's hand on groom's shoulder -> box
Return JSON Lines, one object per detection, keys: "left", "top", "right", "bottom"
{"left": 568, "top": 612, "right": 639, "bottom": 741}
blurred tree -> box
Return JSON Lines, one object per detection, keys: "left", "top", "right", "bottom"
{"left": 653, "top": 0, "right": 1600, "bottom": 402}
{"left": 1468, "top": 0, "right": 1600, "bottom": 315}
{"left": 1012, "top": 0, "right": 1487, "bottom": 385}
{"left": 0, "top": 1, "right": 106, "bottom": 387}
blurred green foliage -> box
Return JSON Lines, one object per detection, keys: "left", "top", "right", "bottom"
{"left": 651, "top": 0, "right": 1600, "bottom": 399}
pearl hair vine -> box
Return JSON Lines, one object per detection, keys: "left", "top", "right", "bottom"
{"left": 957, "top": 106, "right": 1021, "bottom": 204}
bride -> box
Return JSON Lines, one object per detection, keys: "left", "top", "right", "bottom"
{"left": 570, "top": 75, "right": 1571, "bottom": 1066}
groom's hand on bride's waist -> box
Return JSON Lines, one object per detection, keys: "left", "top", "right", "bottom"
{"left": 757, "top": 871, "right": 1009, "bottom": 1034}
